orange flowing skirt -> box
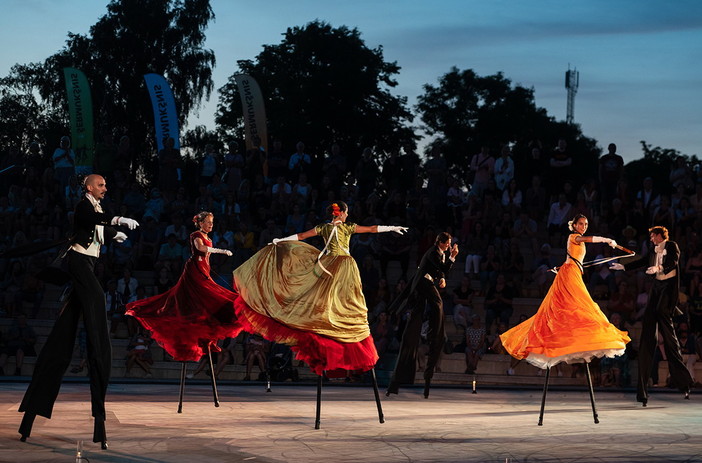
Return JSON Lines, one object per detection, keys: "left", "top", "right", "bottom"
{"left": 500, "top": 261, "right": 630, "bottom": 368}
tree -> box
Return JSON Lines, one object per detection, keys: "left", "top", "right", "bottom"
{"left": 215, "top": 20, "right": 417, "bottom": 167}
{"left": 1, "top": 0, "right": 216, "bottom": 182}
{"left": 416, "top": 67, "right": 599, "bottom": 187}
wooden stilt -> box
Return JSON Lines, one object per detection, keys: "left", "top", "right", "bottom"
{"left": 206, "top": 344, "right": 220, "bottom": 408}
{"left": 177, "top": 362, "right": 186, "bottom": 413}
{"left": 584, "top": 362, "right": 600, "bottom": 424}
{"left": 537, "top": 367, "right": 551, "bottom": 426}
{"left": 370, "top": 368, "right": 385, "bottom": 424}
{"left": 314, "top": 374, "right": 323, "bottom": 429}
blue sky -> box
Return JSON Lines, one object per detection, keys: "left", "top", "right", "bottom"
{"left": 1, "top": 0, "right": 700, "bottom": 163}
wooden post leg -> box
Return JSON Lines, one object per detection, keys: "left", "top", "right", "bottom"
{"left": 177, "top": 362, "right": 186, "bottom": 413}
{"left": 538, "top": 367, "right": 551, "bottom": 426}
{"left": 370, "top": 368, "right": 385, "bottom": 424}
{"left": 314, "top": 374, "right": 323, "bottom": 429}
{"left": 585, "top": 362, "right": 600, "bottom": 424}
{"left": 207, "top": 344, "right": 220, "bottom": 408}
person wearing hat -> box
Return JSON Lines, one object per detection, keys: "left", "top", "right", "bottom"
{"left": 610, "top": 225, "right": 693, "bottom": 406}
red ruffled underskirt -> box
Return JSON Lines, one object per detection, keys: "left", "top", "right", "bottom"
{"left": 233, "top": 296, "right": 378, "bottom": 376}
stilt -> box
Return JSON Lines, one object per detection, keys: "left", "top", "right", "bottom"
{"left": 266, "top": 370, "right": 272, "bottom": 393}
{"left": 584, "top": 362, "right": 600, "bottom": 424}
{"left": 314, "top": 374, "right": 323, "bottom": 429}
{"left": 18, "top": 413, "right": 36, "bottom": 441}
{"left": 370, "top": 368, "right": 385, "bottom": 424}
{"left": 177, "top": 362, "right": 186, "bottom": 413}
{"left": 537, "top": 367, "right": 551, "bottom": 426}
{"left": 206, "top": 344, "right": 220, "bottom": 407}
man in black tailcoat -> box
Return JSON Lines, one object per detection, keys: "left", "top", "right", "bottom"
{"left": 386, "top": 231, "right": 458, "bottom": 398}
{"left": 611, "top": 225, "right": 692, "bottom": 406}
{"left": 18, "top": 174, "right": 139, "bottom": 449}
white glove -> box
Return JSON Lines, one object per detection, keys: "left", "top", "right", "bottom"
{"left": 112, "top": 216, "right": 140, "bottom": 230}
{"left": 591, "top": 236, "right": 616, "bottom": 247}
{"left": 646, "top": 266, "right": 660, "bottom": 275}
{"left": 377, "top": 225, "right": 408, "bottom": 235}
{"left": 207, "top": 247, "right": 232, "bottom": 256}
{"left": 609, "top": 263, "right": 624, "bottom": 271}
{"left": 272, "top": 234, "right": 298, "bottom": 245}
{"left": 113, "top": 231, "right": 128, "bottom": 243}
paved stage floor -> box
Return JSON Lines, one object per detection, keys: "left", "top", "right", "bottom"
{"left": 0, "top": 381, "right": 700, "bottom": 462}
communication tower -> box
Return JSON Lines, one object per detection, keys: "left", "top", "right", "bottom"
{"left": 565, "top": 65, "right": 579, "bottom": 124}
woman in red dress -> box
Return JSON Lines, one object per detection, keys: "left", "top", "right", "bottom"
{"left": 126, "top": 212, "right": 242, "bottom": 361}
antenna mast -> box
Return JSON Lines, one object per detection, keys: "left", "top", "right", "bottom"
{"left": 565, "top": 65, "right": 579, "bottom": 124}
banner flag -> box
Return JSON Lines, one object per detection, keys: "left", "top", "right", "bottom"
{"left": 234, "top": 74, "right": 268, "bottom": 153}
{"left": 144, "top": 73, "right": 180, "bottom": 151}
{"left": 63, "top": 67, "right": 95, "bottom": 175}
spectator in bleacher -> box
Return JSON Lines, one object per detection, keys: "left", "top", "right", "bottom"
{"left": 51, "top": 136, "right": 75, "bottom": 193}
{"left": 6, "top": 314, "right": 36, "bottom": 376}
{"left": 464, "top": 314, "right": 486, "bottom": 374}
{"left": 608, "top": 280, "right": 636, "bottom": 323}
{"left": 524, "top": 175, "right": 547, "bottom": 222}
{"left": 355, "top": 147, "right": 380, "bottom": 200}
{"left": 463, "top": 221, "right": 487, "bottom": 281}
{"left": 494, "top": 145, "right": 515, "bottom": 193}
{"left": 547, "top": 138, "right": 573, "bottom": 198}
{"left": 157, "top": 137, "right": 183, "bottom": 202}
{"left": 599, "top": 312, "right": 631, "bottom": 387}
{"left": 546, "top": 193, "right": 572, "bottom": 247}
{"left": 223, "top": 141, "right": 244, "bottom": 193}
{"left": 116, "top": 268, "right": 139, "bottom": 303}
{"left": 588, "top": 259, "right": 617, "bottom": 300}
{"left": 156, "top": 234, "right": 184, "bottom": 275}
{"left": 243, "top": 333, "right": 268, "bottom": 381}
{"left": 0, "top": 327, "right": 8, "bottom": 375}
{"left": 484, "top": 273, "right": 515, "bottom": 335}
{"left": 144, "top": 188, "right": 166, "bottom": 222}
{"left": 469, "top": 145, "right": 495, "bottom": 199}
{"left": 258, "top": 219, "right": 282, "bottom": 249}
{"left": 371, "top": 311, "right": 392, "bottom": 357}
{"left": 104, "top": 279, "right": 125, "bottom": 338}
{"left": 288, "top": 141, "right": 311, "bottom": 181}
{"left": 65, "top": 175, "right": 82, "bottom": 210}
{"left": 135, "top": 215, "right": 161, "bottom": 267}
{"left": 479, "top": 244, "right": 501, "bottom": 294}
{"left": 125, "top": 329, "right": 153, "bottom": 378}
{"left": 677, "top": 321, "right": 697, "bottom": 387}
{"left": 378, "top": 221, "right": 412, "bottom": 283}
{"left": 636, "top": 177, "right": 661, "bottom": 222}
{"left": 452, "top": 276, "right": 474, "bottom": 332}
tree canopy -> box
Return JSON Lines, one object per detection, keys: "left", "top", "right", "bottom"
{"left": 1, "top": 0, "right": 216, "bottom": 178}
{"left": 215, "top": 20, "right": 417, "bottom": 165}
{"left": 416, "top": 67, "right": 600, "bottom": 185}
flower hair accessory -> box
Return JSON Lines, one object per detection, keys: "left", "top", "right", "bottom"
{"left": 331, "top": 203, "right": 341, "bottom": 217}
{"left": 567, "top": 220, "right": 574, "bottom": 232}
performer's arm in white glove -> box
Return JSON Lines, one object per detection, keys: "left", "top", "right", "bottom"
{"left": 609, "top": 263, "right": 625, "bottom": 271}
{"left": 113, "top": 231, "right": 128, "bottom": 243}
{"left": 272, "top": 234, "right": 298, "bottom": 245}
{"left": 207, "top": 247, "right": 233, "bottom": 257}
{"left": 591, "top": 236, "right": 617, "bottom": 248}
{"left": 377, "top": 225, "right": 408, "bottom": 235}
{"left": 111, "top": 216, "right": 140, "bottom": 230}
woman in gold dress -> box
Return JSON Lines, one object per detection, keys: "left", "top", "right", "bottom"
{"left": 500, "top": 214, "right": 631, "bottom": 369}
{"left": 233, "top": 202, "right": 407, "bottom": 375}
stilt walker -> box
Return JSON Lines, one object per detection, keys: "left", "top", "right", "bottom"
{"left": 18, "top": 174, "right": 140, "bottom": 449}
{"left": 501, "top": 214, "right": 630, "bottom": 424}
{"left": 232, "top": 201, "right": 402, "bottom": 427}
{"left": 126, "top": 212, "right": 242, "bottom": 410}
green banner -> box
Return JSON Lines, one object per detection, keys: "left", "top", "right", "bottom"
{"left": 63, "top": 67, "right": 94, "bottom": 174}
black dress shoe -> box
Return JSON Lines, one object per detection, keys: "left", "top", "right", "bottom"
{"left": 93, "top": 418, "right": 108, "bottom": 449}
{"left": 637, "top": 397, "right": 647, "bottom": 407}
{"left": 19, "top": 413, "right": 36, "bottom": 442}
{"left": 684, "top": 390, "right": 690, "bottom": 400}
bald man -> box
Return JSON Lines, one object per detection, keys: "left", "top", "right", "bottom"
{"left": 18, "top": 174, "right": 138, "bottom": 449}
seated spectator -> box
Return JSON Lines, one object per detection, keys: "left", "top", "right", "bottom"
{"left": 452, "top": 276, "right": 474, "bottom": 332}
{"left": 157, "top": 234, "right": 184, "bottom": 274}
{"left": 371, "top": 311, "right": 392, "bottom": 356}
{"left": 464, "top": 314, "right": 486, "bottom": 374}
{"left": 105, "top": 279, "right": 126, "bottom": 337}
{"left": 608, "top": 280, "right": 636, "bottom": 323}
{"left": 243, "top": 333, "right": 268, "bottom": 381}
{"left": 599, "top": 312, "right": 631, "bottom": 387}
{"left": 125, "top": 329, "right": 154, "bottom": 378}
{"left": 6, "top": 314, "right": 37, "bottom": 376}
{"left": 588, "top": 260, "right": 617, "bottom": 300}
{"left": 484, "top": 273, "right": 515, "bottom": 335}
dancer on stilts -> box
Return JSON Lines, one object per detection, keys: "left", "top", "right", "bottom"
{"left": 232, "top": 201, "right": 407, "bottom": 427}
{"left": 126, "top": 212, "right": 243, "bottom": 409}
{"left": 500, "top": 213, "right": 630, "bottom": 424}
{"left": 18, "top": 174, "right": 139, "bottom": 449}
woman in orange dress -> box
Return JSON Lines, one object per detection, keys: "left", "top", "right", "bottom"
{"left": 500, "top": 214, "right": 630, "bottom": 369}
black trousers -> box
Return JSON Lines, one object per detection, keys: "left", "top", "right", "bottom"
{"left": 389, "top": 280, "right": 445, "bottom": 389}
{"left": 19, "top": 251, "right": 111, "bottom": 420}
{"left": 637, "top": 278, "right": 692, "bottom": 401}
